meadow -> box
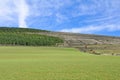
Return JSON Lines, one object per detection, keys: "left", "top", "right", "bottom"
{"left": 0, "top": 46, "right": 120, "bottom": 80}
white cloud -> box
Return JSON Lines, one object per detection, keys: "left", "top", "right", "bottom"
{"left": 0, "top": 0, "right": 29, "bottom": 28}
{"left": 61, "top": 24, "right": 120, "bottom": 33}
{"left": 56, "top": 13, "right": 68, "bottom": 23}
{"left": 28, "top": 0, "right": 72, "bottom": 23}
{"left": 0, "top": 0, "right": 71, "bottom": 28}
{"left": 0, "top": 0, "right": 15, "bottom": 21}
{"left": 14, "top": 0, "right": 29, "bottom": 28}
{"left": 29, "top": 0, "right": 67, "bottom": 16}
{"left": 0, "top": 0, "right": 120, "bottom": 33}
{"left": 71, "top": 0, "right": 120, "bottom": 28}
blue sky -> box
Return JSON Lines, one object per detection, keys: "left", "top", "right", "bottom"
{"left": 0, "top": 0, "right": 120, "bottom": 36}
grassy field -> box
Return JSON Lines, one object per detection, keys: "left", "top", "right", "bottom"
{"left": 0, "top": 47, "right": 120, "bottom": 80}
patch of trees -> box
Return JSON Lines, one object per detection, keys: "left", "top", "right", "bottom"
{"left": 0, "top": 27, "right": 64, "bottom": 46}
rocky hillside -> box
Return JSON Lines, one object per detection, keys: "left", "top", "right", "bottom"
{"left": 35, "top": 31, "right": 120, "bottom": 55}
{"left": 36, "top": 32, "right": 120, "bottom": 47}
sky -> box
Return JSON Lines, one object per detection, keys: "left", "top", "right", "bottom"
{"left": 0, "top": 0, "right": 120, "bottom": 36}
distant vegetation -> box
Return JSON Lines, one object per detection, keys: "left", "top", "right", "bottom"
{"left": 0, "top": 27, "right": 63, "bottom": 46}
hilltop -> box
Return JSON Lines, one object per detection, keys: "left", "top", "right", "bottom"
{"left": 0, "top": 27, "right": 49, "bottom": 33}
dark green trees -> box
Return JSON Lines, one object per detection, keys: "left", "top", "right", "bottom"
{"left": 0, "top": 27, "right": 63, "bottom": 46}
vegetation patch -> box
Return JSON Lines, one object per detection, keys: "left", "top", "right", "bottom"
{"left": 0, "top": 33, "right": 63, "bottom": 46}
{"left": 0, "top": 27, "right": 63, "bottom": 46}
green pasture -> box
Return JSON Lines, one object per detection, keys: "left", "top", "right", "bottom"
{"left": 0, "top": 46, "right": 120, "bottom": 80}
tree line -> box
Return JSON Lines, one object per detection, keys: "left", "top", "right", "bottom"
{"left": 0, "top": 27, "right": 49, "bottom": 33}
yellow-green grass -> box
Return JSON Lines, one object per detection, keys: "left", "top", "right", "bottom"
{"left": 0, "top": 46, "right": 120, "bottom": 80}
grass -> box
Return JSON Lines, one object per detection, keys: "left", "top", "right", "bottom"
{"left": 0, "top": 46, "right": 120, "bottom": 80}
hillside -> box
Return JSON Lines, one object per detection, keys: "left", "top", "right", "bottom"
{"left": 36, "top": 32, "right": 120, "bottom": 45}
{"left": 0, "top": 27, "right": 120, "bottom": 55}
{"left": 36, "top": 32, "right": 120, "bottom": 55}
{"left": 25, "top": 28, "right": 120, "bottom": 55}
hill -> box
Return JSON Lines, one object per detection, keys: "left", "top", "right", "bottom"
{"left": 0, "top": 27, "right": 120, "bottom": 55}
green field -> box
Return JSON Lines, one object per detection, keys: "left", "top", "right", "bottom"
{"left": 0, "top": 47, "right": 120, "bottom": 80}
